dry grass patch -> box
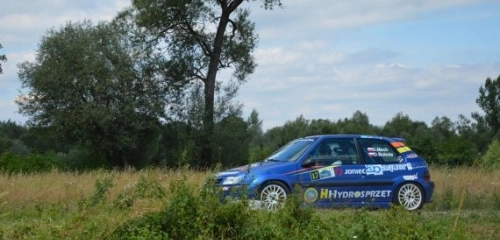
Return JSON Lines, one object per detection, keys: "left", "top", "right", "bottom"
{"left": 432, "top": 166, "right": 500, "bottom": 195}
{"left": 0, "top": 167, "right": 211, "bottom": 209}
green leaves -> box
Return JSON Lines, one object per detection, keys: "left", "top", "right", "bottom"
{"left": 475, "top": 75, "right": 500, "bottom": 136}
{"left": 16, "top": 20, "right": 165, "bottom": 168}
{"left": 481, "top": 139, "right": 500, "bottom": 168}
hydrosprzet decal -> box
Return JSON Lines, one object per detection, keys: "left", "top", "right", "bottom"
{"left": 319, "top": 189, "right": 392, "bottom": 199}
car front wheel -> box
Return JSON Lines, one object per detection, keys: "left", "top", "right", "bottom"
{"left": 395, "top": 183, "right": 424, "bottom": 211}
{"left": 259, "top": 181, "right": 289, "bottom": 211}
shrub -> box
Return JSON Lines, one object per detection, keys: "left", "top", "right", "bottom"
{"left": 0, "top": 151, "right": 63, "bottom": 173}
{"left": 481, "top": 139, "right": 500, "bottom": 168}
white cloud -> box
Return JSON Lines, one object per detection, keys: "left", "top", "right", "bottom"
{"left": 255, "top": 47, "right": 301, "bottom": 66}
{"left": 240, "top": 57, "right": 500, "bottom": 129}
{"left": 251, "top": 0, "right": 496, "bottom": 40}
{"left": 0, "top": 0, "right": 129, "bottom": 47}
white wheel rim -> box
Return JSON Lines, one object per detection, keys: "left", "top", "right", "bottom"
{"left": 260, "top": 184, "right": 287, "bottom": 211}
{"left": 398, "top": 184, "right": 423, "bottom": 210}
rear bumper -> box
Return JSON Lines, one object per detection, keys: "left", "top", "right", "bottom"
{"left": 425, "top": 181, "right": 435, "bottom": 202}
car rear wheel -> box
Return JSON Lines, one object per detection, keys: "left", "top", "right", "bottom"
{"left": 259, "top": 181, "right": 289, "bottom": 211}
{"left": 395, "top": 183, "right": 424, "bottom": 211}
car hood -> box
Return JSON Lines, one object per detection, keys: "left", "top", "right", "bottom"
{"left": 217, "top": 161, "right": 296, "bottom": 177}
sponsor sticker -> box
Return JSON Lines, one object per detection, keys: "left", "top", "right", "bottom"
{"left": 406, "top": 153, "right": 419, "bottom": 159}
{"left": 304, "top": 188, "right": 319, "bottom": 203}
{"left": 409, "top": 161, "right": 427, "bottom": 169}
{"left": 366, "top": 165, "right": 383, "bottom": 175}
{"left": 218, "top": 171, "right": 240, "bottom": 176}
{"left": 391, "top": 142, "right": 405, "bottom": 148}
{"left": 345, "top": 168, "right": 365, "bottom": 175}
{"left": 320, "top": 189, "right": 392, "bottom": 199}
{"left": 310, "top": 166, "right": 337, "bottom": 181}
{"left": 396, "top": 146, "right": 412, "bottom": 153}
{"left": 345, "top": 163, "right": 410, "bottom": 175}
{"left": 403, "top": 174, "right": 418, "bottom": 180}
{"left": 334, "top": 167, "right": 343, "bottom": 176}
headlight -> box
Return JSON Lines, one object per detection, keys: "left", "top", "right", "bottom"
{"left": 222, "top": 176, "right": 243, "bottom": 185}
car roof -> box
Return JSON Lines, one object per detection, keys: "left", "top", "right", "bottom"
{"left": 302, "top": 134, "right": 401, "bottom": 142}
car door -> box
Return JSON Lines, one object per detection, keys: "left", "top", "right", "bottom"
{"left": 297, "top": 137, "right": 367, "bottom": 207}
{"left": 355, "top": 138, "right": 406, "bottom": 203}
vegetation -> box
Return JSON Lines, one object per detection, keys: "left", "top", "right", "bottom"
{"left": 16, "top": 20, "right": 166, "bottom": 169}
{"left": 474, "top": 75, "right": 500, "bottom": 137}
{"left": 117, "top": 0, "right": 282, "bottom": 167}
{"left": 6, "top": 0, "right": 500, "bottom": 170}
{"left": 2, "top": 105, "right": 500, "bottom": 172}
{"left": 0, "top": 167, "right": 498, "bottom": 239}
{"left": 2, "top": 0, "right": 499, "bottom": 238}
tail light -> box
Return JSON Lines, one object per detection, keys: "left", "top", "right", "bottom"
{"left": 423, "top": 171, "right": 432, "bottom": 182}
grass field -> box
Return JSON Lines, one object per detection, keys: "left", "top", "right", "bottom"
{"left": 0, "top": 166, "right": 499, "bottom": 239}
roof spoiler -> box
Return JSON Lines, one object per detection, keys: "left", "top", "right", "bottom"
{"left": 392, "top": 137, "right": 406, "bottom": 142}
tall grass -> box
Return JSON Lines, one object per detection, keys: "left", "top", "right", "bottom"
{"left": 0, "top": 166, "right": 499, "bottom": 239}
{"left": 428, "top": 166, "right": 500, "bottom": 210}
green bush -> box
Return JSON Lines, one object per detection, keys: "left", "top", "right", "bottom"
{"left": 0, "top": 151, "right": 63, "bottom": 173}
{"left": 62, "top": 146, "right": 110, "bottom": 170}
{"left": 481, "top": 139, "right": 500, "bottom": 168}
{"left": 110, "top": 180, "right": 471, "bottom": 240}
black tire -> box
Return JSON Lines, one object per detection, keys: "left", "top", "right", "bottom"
{"left": 259, "top": 181, "right": 289, "bottom": 211}
{"left": 394, "top": 182, "right": 425, "bottom": 211}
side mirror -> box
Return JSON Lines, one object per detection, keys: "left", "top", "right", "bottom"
{"left": 301, "top": 158, "right": 317, "bottom": 168}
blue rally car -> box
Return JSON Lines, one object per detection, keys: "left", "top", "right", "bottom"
{"left": 214, "top": 134, "right": 435, "bottom": 211}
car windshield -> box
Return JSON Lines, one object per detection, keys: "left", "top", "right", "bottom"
{"left": 265, "top": 138, "right": 315, "bottom": 162}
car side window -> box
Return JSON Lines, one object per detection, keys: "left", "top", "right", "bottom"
{"left": 358, "top": 138, "right": 400, "bottom": 164}
{"left": 306, "top": 138, "right": 360, "bottom": 165}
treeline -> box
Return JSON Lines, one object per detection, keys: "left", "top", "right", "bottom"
{"left": 2, "top": 1, "right": 500, "bottom": 172}
{"left": 1, "top": 108, "right": 500, "bottom": 173}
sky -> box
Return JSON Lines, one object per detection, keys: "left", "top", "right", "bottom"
{"left": 1, "top": 0, "right": 499, "bottom": 130}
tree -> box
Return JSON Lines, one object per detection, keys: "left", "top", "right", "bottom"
{"left": 156, "top": 81, "right": 247, "bottom": 167}
{"left": 309, "top": 118, "right": 338, "bottom": 135}
{"left": 337, "top": 110, "right": 376, "bottom": 134}
{"left": 213, "top": 113, "right": 250, "bottom": 167}
{"left": 473, "top": 75, "right": 500, "bottom": 137}
{"left": 381, "top": 112, "right": 417, "bottom": 139}
{"left": 455, "top": 114, "right": 489, "bottom": 154}
{"left": 247, "top": 109, "right": 265, "bottom": 161}
{"left": 16, "top": 20, "right": 166, "bottom": 168}
{"left": 481, "top": 139, "right": 500, "bottom": 168}
{"left": 0, "top": 43, "right": 6, "bottom": 74}
{"left": 120, "top": 0, "right": 283, "bottom": 167}
{"left": 436, "top": 136, "right": 477, "bottom": 166}
{"left": 430, "top": 116, "right": 456, "bottom": 142}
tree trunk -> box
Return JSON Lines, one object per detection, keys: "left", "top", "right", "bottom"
{"left": 114, "top": 150, "right": 125, "bottom": 170}
{"left": 201, "top": 10, "right": 232, "bottom": 167}
{"left": 201, "top": 1, "right": 244, "bottom": 167}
